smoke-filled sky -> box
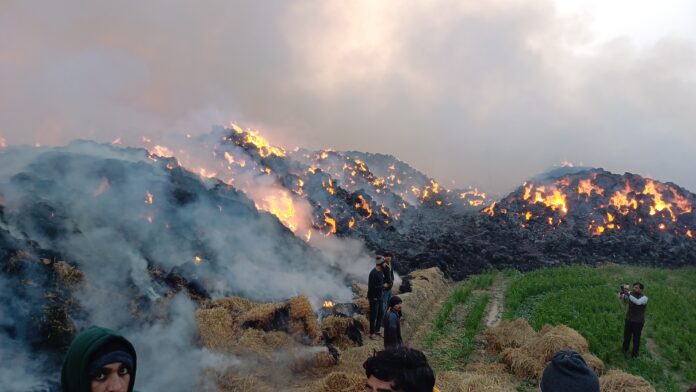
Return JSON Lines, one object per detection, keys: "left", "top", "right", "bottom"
{"left": 2, "top": 0, "right": 696, "bottom": 194}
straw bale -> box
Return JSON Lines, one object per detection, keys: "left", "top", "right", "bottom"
{"left": 212, "top": 297, "right": 255, "bottom": 315}
{"left": 538, "top": 324, "right": 554, "bottom": 336}
{"left": 352, "top": 282, "right": 368, "bottom": 298}
{"left": 399, "top": 268, "right": 447, "bottom": 341}
{"left": 436, "top": 371, "right": 515, "bottom": 392}
{"left": 322, "top": 316, "right": 355, "bottom": 339}
{"left": 457, "top": 373, "right": 516, "bottom": 392}
{"left": 196, "top": 307, "right": 236, "bottom": 352}
{"left": 464, "top": 362, "right": 508, "bottom": 375}
{"left": 581, "top": 352, "right": 605, "bottom": 376}
{"left": 338, "top": 344, "right": 375, "bottom": 366}
{"left": 353, "top": 298, "right": 370, "bottom": 315}
{"left": 485, "top": 318, "right": 536, "bottom": 351}
{"left": 236, "top": 329, "right": 295, "bottom": 359}
{"left": 239, "top": 302, "right": 286, "bottom": 327}
{"left": 290, "top": 349, "right": 337, "bottom": 373}
{"left": 53, "top": 261, "right": 84, "bottom": 286}
{"left": 527, "top": 325, "right": 588, "bottom": 362}
{"left": 288, "top": 295, "right": 321, "bottom": 341}
{"left": 209, "top": 369, "right": 274, "bottom": 392}
{"left": 500, "top": 348, "right": 543, "bottom": 379}
{"left": 599, "top": 370, "right": 655, "bottom": 392}
{"left": 353, "top": 314, "right": 369, "bottom": 331}
{"left": 310, "top": 371, "right": 364, "bottom": 392}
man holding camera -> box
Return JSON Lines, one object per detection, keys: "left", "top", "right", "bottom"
{"left": 618, "top": 282, "right": 648, "bottom": 358}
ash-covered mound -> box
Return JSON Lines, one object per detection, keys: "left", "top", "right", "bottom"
{"left": 408, "top": 168, "right": 696, "bottom": 278}
{"left": 179, "top": 126, "right": 696, "bottom": 279}
{"left": 0, "top": 141, "right": 360, "bottom": 390}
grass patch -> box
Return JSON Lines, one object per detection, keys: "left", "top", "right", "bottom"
{"left": 503, "top": 264, "right": 696, "bottom": 392}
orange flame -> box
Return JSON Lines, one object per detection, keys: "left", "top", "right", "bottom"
{"left": 578, "top": 179, "right": 604, "bottom": 197}
{"left": 323, "top": 210, "right": 337, "bottom": 234}
{"left": 150, "top": 145, "right": 174, "bottom": 158}
{"left": 145, "top": 191, "right": 154, "bottom": 205}
{"left": 194, "top": 256, "right": 202, "bottom": 265}
{"left": 483, "top": 202, "right": 496, "bottom": 217}
{"left": 230, "top": 123, "right": 286, "bottom": 158}
{"left": 254, "top": 190, "right": 298, "bottom": 232}
{"left": 356, "top": 195, "right": 373, "bottom": 218}
{"left": 323, "top": 300, "right": 335, "bottom": 308}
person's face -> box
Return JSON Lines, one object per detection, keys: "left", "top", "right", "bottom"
{"left": 90, "top": 362, "right": 130, "bottom": 392}
{"left": 394, "top": 304, "right": 402, "bottom": 312}
{"left": 633, "top": 284, "right": 642, "bottom": 294}
{"left": 365, "top": 375, "right": 401, "bottom": 392}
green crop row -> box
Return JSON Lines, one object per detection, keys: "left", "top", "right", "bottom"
{"left": 503, "top": 265, "right": 696, "bottom": 392}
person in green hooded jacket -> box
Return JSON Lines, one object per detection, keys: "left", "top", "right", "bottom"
{"left": 61, "top": 326, "right": 138, "bottom": 392}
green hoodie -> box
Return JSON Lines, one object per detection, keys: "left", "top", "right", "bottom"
{"left": 61, "top": 326, "right": 137, "bottom": 392}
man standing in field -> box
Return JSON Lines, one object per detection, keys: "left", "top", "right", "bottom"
{"left": 619, "top": 282, "right": 648, "bottom": 358}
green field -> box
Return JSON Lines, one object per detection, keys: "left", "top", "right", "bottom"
{"left": 420, "top": 264, "right": 696, "bottom": 391}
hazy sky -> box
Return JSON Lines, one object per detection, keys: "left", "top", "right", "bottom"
{"left": 1, "top": 0, "right": 695, "bottom": 194}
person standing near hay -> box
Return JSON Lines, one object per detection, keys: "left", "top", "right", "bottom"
{"left": 382, "top": 255, "right": 395, "bottom": 315}
{"left": 363, "top": 346, "right": 438, "bottom": 392}
{"left": 62, "top": 326, "right": 139, "bottom": 392}
{"left": 383, "top": 295, "right": 403, "bottom": 349}
{"left": 619, "top": 282, "right": 648, "bottom": 358}
{"left": 368, "top": 256, "right": 387, "bottom": 340}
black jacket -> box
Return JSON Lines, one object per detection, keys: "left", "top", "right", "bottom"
{"left": 383, "top": 309, "right": 402, "bottom": 348}
{"left": 367, "top": 267, "right": 385, "bottom": 300}
{"left": 383, "top": 264, "right": 394, "bottom": 289}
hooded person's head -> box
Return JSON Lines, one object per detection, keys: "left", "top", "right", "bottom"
{"left": 540, "top": 349, "right": 599, "bottom": 392}
{"left": 62, "top": 326, "right": 137, "bottom": 392}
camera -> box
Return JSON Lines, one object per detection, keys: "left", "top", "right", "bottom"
{"left": 619, "top": 283, "right": 630, "bottom": 296}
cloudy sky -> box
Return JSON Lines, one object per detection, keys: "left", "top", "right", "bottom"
{"left": 1, "top": 0, "right": 695, "bottom": 194}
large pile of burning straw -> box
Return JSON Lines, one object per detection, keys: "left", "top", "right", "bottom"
{"left": 1, "top": 124, "right": 696, "bottom": 389}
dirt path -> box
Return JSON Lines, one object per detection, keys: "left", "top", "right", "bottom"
{"left": 484, "top": 273, "right": 506, "bottom": 328}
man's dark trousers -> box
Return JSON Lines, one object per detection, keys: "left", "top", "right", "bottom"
{"left": 369, "top": 298, "right": 384, "bottom": 334}
{"left": 623, "top": 319, "right": 644, "bottom": 357}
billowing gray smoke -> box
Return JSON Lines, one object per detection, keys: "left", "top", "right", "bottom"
{"left": 0, "top": 141, "right": 362, "bottom": 390}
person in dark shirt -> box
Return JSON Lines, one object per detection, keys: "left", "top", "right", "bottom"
{"left": 368, "top": 256, "right": 387, "bottom": 340}
{"left": 383, "top": 295, "right": 403, "bottom": 349}
{"left": 382, "top": 255, "right": 395, "bottom": 314}
{"left": 619, "top": 282, "right": 648, "bottom": 358}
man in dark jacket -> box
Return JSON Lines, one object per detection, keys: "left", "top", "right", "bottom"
{"left": 383, "top": 295, "right": 403, "bottom": 349}
{"left": 382, "top": 255, "right": 395, "bottom": 314}
{"left": 62, "top": 326, "right": 138, "bottom": 392}
{"left": 619, "top": 282, "right": 648, "bottom": 358}
{"left": 368, "top": 256, "right": 386, "bottom": 340}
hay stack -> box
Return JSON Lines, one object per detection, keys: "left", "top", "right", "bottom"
{"left": 197, "top": 307, "right": 236, "bottom": 352}
{"left": 436, "top": 370, "right": 515, "bottom": 392}
{"left": 526, "top": 324, "right": 588, "bottom": 362}
{"left": 484, "top": 318, "right": 536, "bottom": 351}
{"left": 500, "top": 348, "right": 543, "bottom": 379}
{"left": 599, "top": 370, "right": 655, "bottom": 392}
{"left": 351, "top": 282, "right": 368, "bottom": 298}
{"left": 310, "top": 371, "right": 364, "bottom": 392}
{"left": 211, "top": 297, "right": 254, "bottom": 315}
{"left": 207, "top": 368, "right": 274, "bottom": 392}
{"left": 288, "top": 295, "right": 321, "bottom": 341}
{"left": 581, "top": 352, "right": 605, "bottom": 376}
{"left": 352, "top": 297, "right": 369, "bottom": 315}
{"left": 399, "top": 268, "right": 447, "bottom": 341}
